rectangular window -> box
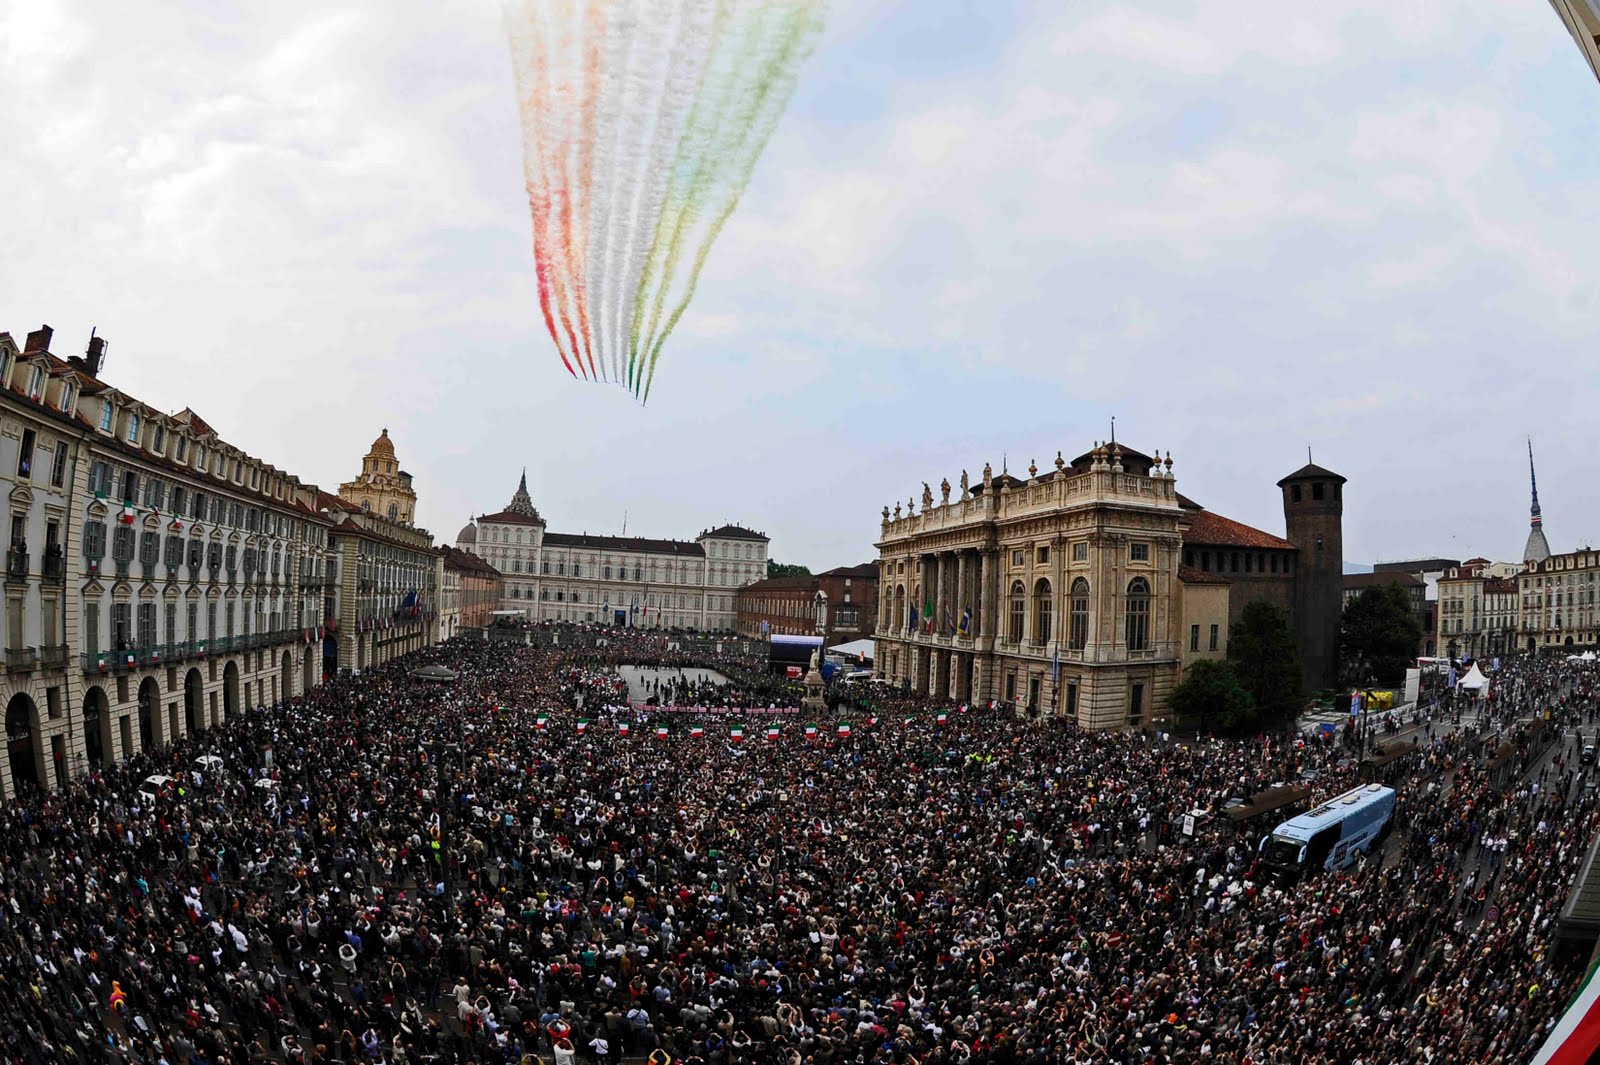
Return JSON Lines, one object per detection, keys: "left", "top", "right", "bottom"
{"left": 1011, "top": 550, "right": 1025, "bottom": 567}
{"left": 1130, "top": 682, "right": 1144, "bottom": 725}
{"left": 1209, "top": 624, "right": 1219, "bottom": 651}
{"left": 49, "top": 442, "right": 67, "bottom": 487}
{"left": 1130, "top": 543, "right": 1149, "bottom": 562}
{"left": 1036, "top": 545, "right": 1050, "bottom": 564}
{"left": 112, "top": 526, "right": 134, "bottom": 562}
{"left": 1190, "top": 624, "right": 1200, "bottom": 652}
{"left": 88, "top": 461, "right": 110, "bottom": 496}
{"left": 84, "top": 603, "right": 99, "bottom": 656}
{"left": 136, "top": 603, "right": 156, "bottom": 649}
{"left": 16, "top": 429, "right": 34, "bottom": 478}
{"left": 120, "top": 471, "right": 137, "bottom": 504}
{"left": 164, "top": 603, "right": 176, "bottom": 645}
{"left": 82, "top": 521, "right": 106, "bottom": 561}
{"left": 139, "top": 531, "right": 159, "bottom": 568}
{"left": 111, "top": 604, "right": 131, "bottom": 651}
{"left": 1066, "top": 682, "right": 1079, "bottom": 717}
{"left": 1072, "top": 542, "right": 1088, "bottom": 562}
{"left": 163, "top": 535, "right": 182, "bottom": 569}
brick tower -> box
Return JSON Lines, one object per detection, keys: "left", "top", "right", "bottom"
{"left": 1278, "top": 459, "right": 1346, "bottom": 692}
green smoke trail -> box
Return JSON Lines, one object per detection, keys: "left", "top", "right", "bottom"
{"left": 628, "top": 1, "right": 826, "bottom": 400}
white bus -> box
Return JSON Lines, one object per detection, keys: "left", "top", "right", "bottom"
{"left": 1260, "top": 784, "right": 1395, "bottom": 883}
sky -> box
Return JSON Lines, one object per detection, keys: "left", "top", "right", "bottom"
{"left": 3, "top": 0, "right": 1599, "bottom": 572}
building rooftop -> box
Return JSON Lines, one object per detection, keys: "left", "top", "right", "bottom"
{"left": 1177, "top": 564, "right": 1230, "bottom": 586}
{"left": 1343, "top": 572, "right": 1425, "bottom": 591}
{"left": 820, "top": 563, "right": 878, "bottom": 579}
{"left": 1183, "top": 509, "right": 1295, "bottom": 551}
{"left": 702, "top": 524, "right": 767, "bottom": 541}
{"left": 542, "top": 531, "right": 706, "bottom": 556}
{"left": 1276, "top": 462, "right": 1347, "bottom": 486}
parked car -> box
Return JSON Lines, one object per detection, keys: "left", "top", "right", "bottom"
{"left": 1582, "top": 745, "right": 1595, "bottom": 767}
{"left": 137, "top": 775, "right": 175, "bottom": 805}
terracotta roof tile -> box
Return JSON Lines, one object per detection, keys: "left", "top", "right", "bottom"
{"left": 1178, "top": 564, "right": 1231, "bottom": 586}
{"left": 1183, "top": 510, "right": 1295, "bottom": 550}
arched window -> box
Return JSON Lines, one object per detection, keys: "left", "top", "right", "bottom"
{"left": 1008, "top": 581, "right": 1025, "bottom": 643}
{"left": 1125, "top": 577, "right": 1150, "bottom": 651}
{"left": 388, "top": 503, "right": 398, "bottom": 521}
{"left": 1032, "top": 579, "right": 1052, "bottom": 646}
{"left": 1069, "top": 577, "right": 1090, "bottom": 650}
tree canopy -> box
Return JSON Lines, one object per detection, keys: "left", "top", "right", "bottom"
{"left": 1170, "top": 659, "right": 1256, "bottom": 732}
{"left": 767, "top": 561, "right": 811, "bottom": 578}
{"left": 1227, "top": 600, "right": 1303, "bottom": 727}
{"left": 1342, "top": 583, "right": 1423, "bottom": 686}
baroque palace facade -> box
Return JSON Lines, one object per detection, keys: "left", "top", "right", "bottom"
{"left": 874, "top": 443, "right": 1344, "bottom": 730}
{"left": 456, "top": 473, "right": 768, "bottom": 632}
{"left": 0, "top": 324, "right": 454, "bottom": 800}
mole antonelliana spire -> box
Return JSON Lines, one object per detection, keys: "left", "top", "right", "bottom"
{"left": 1524, "top": 439, "right": 1551, "bottom": 565}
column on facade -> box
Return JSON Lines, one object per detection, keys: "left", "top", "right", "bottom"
{"left": 955, "top": 551, "right": 970, "bottom": 636}
{"left": 935, "top": 553, "right": 949, "bottom": 636}
{"left": 979, "top": 549, "right": 996, "bottom": 638}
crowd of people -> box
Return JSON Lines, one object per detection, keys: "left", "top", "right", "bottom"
{"left": 0, "top": 632, "right": 1594, "bottom": 1063}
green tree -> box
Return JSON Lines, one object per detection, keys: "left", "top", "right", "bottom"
{"left": 767, "top": 561, "right": 812, "bottom": 578}
{"left": 1170, "top": 659, "right": 1256, "bottom": 732}
{"left": 1227, "top": 600, "right": 1303, "bottom": 727}
{"left": 1341, "top": 583, "right": 1423, "bottom": 686}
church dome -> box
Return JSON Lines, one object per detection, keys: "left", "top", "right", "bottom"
{"left": 369, "top": 429, "right": 396, "bottom": 457}
{"left": 457, "top": 521, "right": 478, "bottom": 545}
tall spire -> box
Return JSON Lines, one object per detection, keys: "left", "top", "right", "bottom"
{"left": 1523, "top": 438, "right": 1551, "bottom": 564}
{"left": 507, "top": 469, "right": 538, "bottom": 517}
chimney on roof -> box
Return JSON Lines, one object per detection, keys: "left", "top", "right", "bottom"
{"left": 84, "top": 332, "right": 106, "bottom": 377}
{"left": 23, "top": 325, "right": 52, "bottom": 353}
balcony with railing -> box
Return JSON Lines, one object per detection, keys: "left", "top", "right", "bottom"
{"left": 39, "top": 644, "right": 69, "bottom": 669}
{"left": 5, "top": 647, "right": 36, "bottom": 671}
{"left": 5, "top": 548, "right": 28, "bottom": 582}
{"left": 41, "top": 550, "right": 64, "bottom": 580}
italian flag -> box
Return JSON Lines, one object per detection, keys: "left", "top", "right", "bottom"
{"left": 804, "top": 724, "right": 818, "bottom": 740}
{"left": 536, "top": 714, "right": 548, "bottom": 730}
{"left": 903, "top": 716, "right": 914, "bottom": 727}
{"left": 867, "top": 716, "right": 877, "bottom": 727}
{"left": 1531, "top": 958, "right": 1600, "bottom": 1064}
{"left": 576, "top": 719, "right": 589, "bottom": 734}
{"left": 95, "top": 652, "right": 108, "bottom": 672}
{"left": 617, "top": 722, "right": 630, "bottom": 736}
{"left": 125, "top": 651, "right": 135, "bottom": 668}
{"left": 766, "top": 725, "right": 780, "bottom": 741}
{"left": 837, "top": 721, "right": 851, "bottom": 737}
{"left": 958, "top": 704, "right": 967, "bottom": 714}
{"left": 655, "top": 724, "right": 669, "bottom": 740}
{"left": 730, "top": 726, "right": 744, "bottom": 743}
{"left": 987, "top": 700, "right": 997, "bottom": 710}
{"left": 937, "top": 711, "right": 948, "bottom": 725}
{"left": 690, "top": 724, "right": 705, "bottom": 739}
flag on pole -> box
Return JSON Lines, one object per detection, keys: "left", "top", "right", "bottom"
{"left": 936, "top": 710, "right": 948, "bottom": 725}
{"left": 837, "top": 721, "right": 851, "bottom": 736}
{"left": 923, "top": 596, "right": 934, "bottom": 633}
{"left": 988, "top": 700, "right": 997, "bottom": 710}
{"left": 1052, "top": 645, "right": 1060, "bottom": 682}
{"left": 903, "top": 716, "right": 914, "bottom": 727}
{"left": 766, "top": 725, "right": 780, "bottom": 741}
{"left": 655, "top": 724, "right": 669, "bottom": 739}
{"left": 804, "top": 724, "right": 818, "bottom": 739}
{"left": 906, "top": 602, "right": 917, "bottom": 633}
{"left": 690, "top": 724, "right": 705, "bottom": 739}
{"left": 959, "top": 605, "right": 972, "bottom": 634}
{"left": 576, "top": 718, "right": 589, "bottom": 733}
{"left": 536, "top": 714, "right": 548, "bottom": 730}
{"left": 730, "top": 725, "right": 745, "bottom": 743}
{"left": 617, "top": 722, "right": 630, "bottom": 736}
{"left": 958, "top": 703, "right": 968, "bottom": 714}
{"left": 1530, "top": 956, "right": 1600, "bottom": 1064}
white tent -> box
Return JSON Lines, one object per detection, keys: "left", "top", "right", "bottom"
{"left": 828, "top": 639, "right": 875, "bottom": 663}
{"left": 1457, "top": 662, "right": 1490, "bottom": 691}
